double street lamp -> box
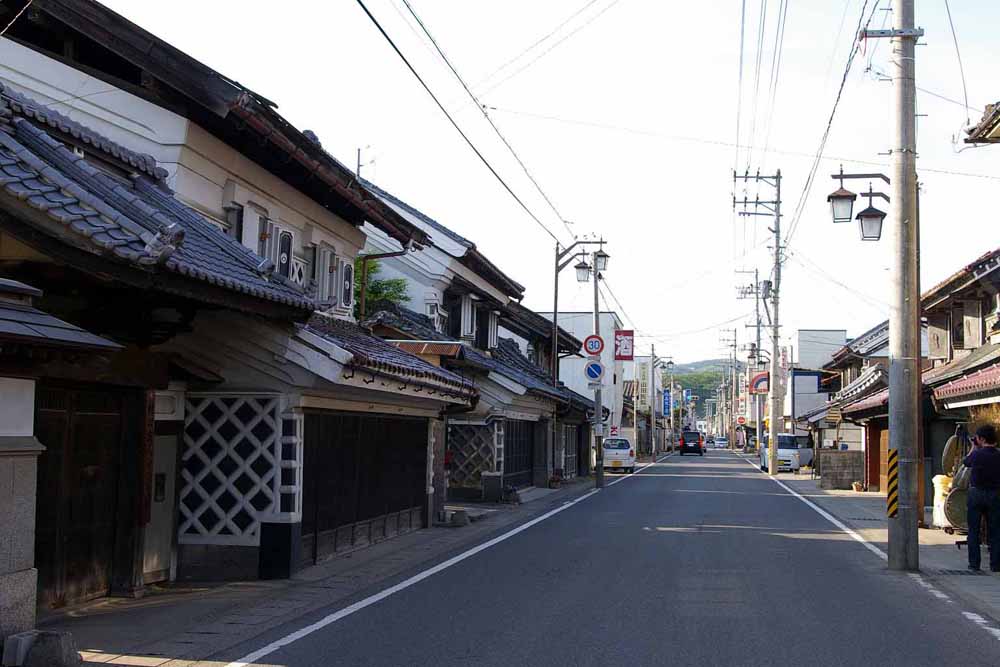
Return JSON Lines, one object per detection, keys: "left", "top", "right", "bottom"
{"left": 827, "top": 166, "right": 890, "bottom": 241}
{"left": 573, "top": 246, "right": 611, "bottom": 488}
{"left": 550, "top": 238, "right": 609, "bottom": 488}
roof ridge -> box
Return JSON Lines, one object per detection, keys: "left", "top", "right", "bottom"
{"left": 360, "top": 178, "right": 473, "bottom": 248}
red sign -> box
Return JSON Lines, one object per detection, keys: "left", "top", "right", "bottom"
{"left": 583, "top": 334, "right": 604, "bottom": 356}
{"left": 737, "top": 416, "right": 747, "bottom": 425}
{"left": 749, "top": 371, "right": 770, "bottom": 394}
{"left": 614, "top": 330, "right": 634, "bottom": 360}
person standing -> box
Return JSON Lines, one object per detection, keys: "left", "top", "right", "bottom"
{"left": 965, "top": 424, "right": 1000, "bottom": 571}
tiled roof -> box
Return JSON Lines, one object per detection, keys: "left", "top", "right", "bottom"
{"left": 934, "top": 360, "right": 1000, "bottom": 402}
{"left": 0, "top": 84, "right": 314, "bottom": 312}
{"left": 922, "top": 247, "right": 1000, "bottom": 309}
{"left": 360, "top": 178, "right": 472, "bottom": 249}
{"left": 392, "top": 341, "right": 466, "bottom": 358}
{"left": 360, "top": 178, "right": 525, "bottom": 298}
{"left": 365, "top": 303, "right": 582, "bottom": 404}
{"left": 842, "top": 387, "right": 888, "bottom": 415}
{"left": 363, "top": 301, "right": 450, "bottom": 341}
{"left": 0, "top": 278, "right": 121, "bottom": 351}
{"left": 306, "top": 314, "right": 475, "bottom": 395}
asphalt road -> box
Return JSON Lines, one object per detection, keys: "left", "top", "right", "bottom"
{"left": 219, "top": 451, "right": 1000, "bottom": 666}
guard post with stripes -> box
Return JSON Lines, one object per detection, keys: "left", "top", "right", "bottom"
{"left": 887, "top": 448, "right": 899, "bottom": 518}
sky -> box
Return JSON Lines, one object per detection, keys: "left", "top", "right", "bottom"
{"left": 101, "top": 0, "right": 1000, "bottom": 363}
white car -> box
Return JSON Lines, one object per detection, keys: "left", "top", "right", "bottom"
{"left": 715, "top": 437, "right": 729, "bottom": 449}
{"left": 602, "top": 437, "right": 636, "bottom": 473}
{"left": 759, "top": 434, "right": 813, "bottom": 472}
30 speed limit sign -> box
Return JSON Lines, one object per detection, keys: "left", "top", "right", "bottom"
{"left": 583, "top": 334, "right": 604, "bottom": 356}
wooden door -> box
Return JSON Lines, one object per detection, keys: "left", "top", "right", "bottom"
{"left": 35, "top": 385, "right": 123, "bottom": 608}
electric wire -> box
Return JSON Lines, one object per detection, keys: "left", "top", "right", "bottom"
{"left": 485, "top": 106, "right": 1000, "bottom": 181}
{"left": 745, "top": 0, "right": 769, "bottom": 171}
{"left": 734, "top": 0, "right": 748, "bottom": 170}
{"left": 354, "top": 0, "right": 562, "bottom": 244}
{"left": 399, "top": 0, "right": 575, "bottom": 240}
{"left": 470, "top": 0, "right": 602, "bottom": 90}
{"left": 782, "top": 0, "right": 881, "bottom": 251}
{"left": 759, "top": 0, "right": 789, "bottom": 169}
{"left": 1, "top": 0, "right": 33, "bottom": 37}
{"left": 943, "top": 0, "right": 970, "bottom": 126}
{"left": 477, "top": 0, "right": 625, "bottom": 97}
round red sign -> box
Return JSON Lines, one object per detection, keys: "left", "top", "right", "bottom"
{"left": 583, "top": 334, "right": 604, "bottom": 356}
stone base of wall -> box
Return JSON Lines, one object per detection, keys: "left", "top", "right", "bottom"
{"left": 0, "top": 568, "right": 36, "bottom": 640}
{"left": 819, "top": 450, "right": 865, "bottom": 490}
{"left": 176, "top": 544, "right": 259, "bottom": 582}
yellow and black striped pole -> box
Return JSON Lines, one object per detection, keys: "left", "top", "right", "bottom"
{"left": 887, "top": 448, "right": 899, "bottom": 518}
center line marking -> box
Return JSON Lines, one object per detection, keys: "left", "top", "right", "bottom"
{"left": 224, "top": 453, "right": 673, "bottom": 665}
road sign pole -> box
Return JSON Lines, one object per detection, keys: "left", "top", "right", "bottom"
{"left": 593, "top": 264, "right": 604, "bottom": 489}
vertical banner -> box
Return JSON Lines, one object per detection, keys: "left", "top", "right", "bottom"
{"left": 614, "top": 330, "right": 634, "bottom": 360}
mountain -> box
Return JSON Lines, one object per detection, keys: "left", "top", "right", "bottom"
{"left": 669, "top": 358, "right": 730, "bottom": 374}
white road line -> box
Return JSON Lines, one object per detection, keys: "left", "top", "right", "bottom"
{"left": 224, "top": 452, "right": 673, "bottom": 665}
{"left": 736, "top": 453, "right": 888, "bottom": 561}
{"left": 962, "top": 611, "right": 1000, "bottom": 641}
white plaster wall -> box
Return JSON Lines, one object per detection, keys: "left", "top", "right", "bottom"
{"left": 0, "top": 378, "right": 34, "bottom": 437}
{"left": 0, "top": 39, "right": 187, "bottom": 184}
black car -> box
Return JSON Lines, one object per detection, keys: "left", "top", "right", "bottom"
{"left": 678, "top": 430, "right": 704, "bottom": 456}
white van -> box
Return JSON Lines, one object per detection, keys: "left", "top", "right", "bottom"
{"left": 602, "top": 437, "right": 636, "bottom": 473}
{"left": 759, "top": 434, "right": 813, "bottom": 472}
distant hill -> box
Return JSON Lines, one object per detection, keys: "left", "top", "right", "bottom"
{"left": 670, "top": 358, "right": 729, "bottom": 374}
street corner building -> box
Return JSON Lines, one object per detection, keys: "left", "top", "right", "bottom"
{"left": 0, "top": 0, "right": 478, "bottom": 641}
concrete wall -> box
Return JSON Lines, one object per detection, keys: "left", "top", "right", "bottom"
{"left": 0, "top": 377, "right": 42, "bottom": 642}
{"left": 818, "top": 450, "right": 865, "bottom": 490}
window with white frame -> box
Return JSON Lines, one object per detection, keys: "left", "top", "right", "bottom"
{"left": 310, "top": 244, "right": 339, "bottom": 307}
{"left": 426, "top": 302, "right": 448, "bottom": 333}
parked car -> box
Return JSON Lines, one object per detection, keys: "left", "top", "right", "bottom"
{"left": 715, "top": 437, "right": 729, "bottom": 449}
{"left": 678, "top": 430, "right": 704, "bottom": 456}
{"left": 602, "top": 437, "right": 636, "bottom": 473}
{"left": 759, "top": 434, "right": 813, "bottom": 472}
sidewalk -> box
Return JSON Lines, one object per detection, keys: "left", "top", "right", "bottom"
{"left": 739, "top": 454, "right": 1000, "bottom": 625}
{"left": 42, "top": 476, "right": 599, "bottom": 666}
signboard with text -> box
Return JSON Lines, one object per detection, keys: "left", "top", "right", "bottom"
{"left": 614, "top": 330, "right": 634, "bottom": 361}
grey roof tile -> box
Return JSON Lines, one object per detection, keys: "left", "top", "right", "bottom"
{"left": 0, "top": 87, "right": 313, "bottom": 312}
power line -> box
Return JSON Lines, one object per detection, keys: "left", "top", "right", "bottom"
{"left": 734, "top": 0, "right": 748, "bottom": 170}
{"left": 354, "top": 0, "right": 562, "bottom": 244}
{"left": 943, "top": 0, "right": 970, "bottom": 126}
{"left": 477, "top": 0, "right": 625, "bottom": 97}
{"left": 783, "top": 0, "right": 880, "bottom": 251}
{"left": 1, "top": 0, "right": 33, "bottom": 37}
{"left": 745, "top": 0, "right": 769, "bottom": 171}
{"left": 637, "top": 311, "right": 756, "bottom": 342}
{"left": 759, "top": 0, "right": 790, "bottom": 168}
{"left": 471, "top": 0, "right": 602, "bottom": 90}
{"left": 486, "top": 106, "right": 1000, "bottom": 182}
{"left": 399, "top": 0, "right": 575, "bottom": 240}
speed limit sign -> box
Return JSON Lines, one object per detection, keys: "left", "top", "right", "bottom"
{"left": 583, "top": 334, "right": 604, "bottom": 356}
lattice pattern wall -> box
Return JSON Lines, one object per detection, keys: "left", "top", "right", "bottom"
{"left": 447, "top": 422, "right": 499, "bottom": 488}
{"left": 180, "top": 395, "right": 302, "bottom": 546}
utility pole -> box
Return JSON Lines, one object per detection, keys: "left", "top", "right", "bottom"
{"left": 720, "top": 329, "right": 737, "bottom": 449}
{"left": 649, "top": 345, "right": 657, "bottom": 457}
{"left": 867, "top": 0, "right": 921, "bottom": 570}
{"left": 735, "top": 169, "right": 783, "bottom": 475}
{"left": 739, "top": 269, "right": 763, "bottom": 452}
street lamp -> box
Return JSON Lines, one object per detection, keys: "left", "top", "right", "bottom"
{"left": 593, "top": 248, "right": 610, "bottom": 272}
{"left": 548, "top": 237, "right": 608, "bottom": 488}
{"left": 827, "top": 166, "right": 890, "bottom": 241}
{"left": 827, "top": 166, "right": 858, "bottom": 223}
{"left": 574, "top": 247, "right": 611, "bottom": 488}
{"left": 856, "top": 185, "right": 888, "bottom": 241}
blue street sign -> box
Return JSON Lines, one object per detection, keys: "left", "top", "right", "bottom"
{"left": 683, "top": 388, "right": 692, "bottom": 402}
{"left": 584, "top": 360, "right": 605, "bottom": 381}
{"left": 663, "top": 393, "right": 671, "bottom": 413}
